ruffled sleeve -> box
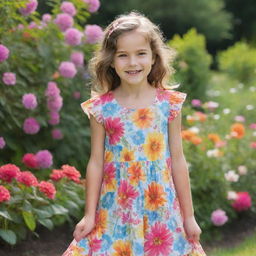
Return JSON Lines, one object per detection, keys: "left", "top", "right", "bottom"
{"left": 80, "top": 96, "right": 103, "bottom": 125}
{"left": 168, "top": 90, "right": 187, "bottom": 122}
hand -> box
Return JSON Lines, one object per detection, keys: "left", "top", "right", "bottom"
{"left": 183, "top": 215, "right": 202, "bottom": 242}
{"left": 73, "top": 214, "right": 96, "bottom": 242}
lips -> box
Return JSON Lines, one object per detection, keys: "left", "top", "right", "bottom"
{"left": 125, "top": 70, "right": 142, "bottom": 74}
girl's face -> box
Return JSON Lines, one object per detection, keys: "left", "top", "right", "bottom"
{"left": 111, "top": 29, "right": 155, "bottom": 88}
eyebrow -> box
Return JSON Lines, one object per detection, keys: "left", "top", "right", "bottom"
{"left": 116, "top": 49, "right": 148, "bottom": 53}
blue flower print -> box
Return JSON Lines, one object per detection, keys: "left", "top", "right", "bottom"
{"left": 113, "top": 224, "right": 126, "bottom": 239}
{"left": 145, "top": 210, "right": 158, "bottom": 222}
{"left": 167, "top": 217, "right": 178, "bottom": 231}
{"left": 100, "top": 234, "right": 112, "bottom": 251}
{"left": 131, "top": 130, "right": 145, "bottom": 145}
{"left": 165, "top": 187, "right": 175, "bottom": 205}
{"left": 159, "top": 101, "right": 169, "bottom": 115}
{"left": 102, "top": 102, "right": 118, "bottom": 117}
{"left": 101, "top": 192, "right": 115, "bottom": 209}
{"left": 133, "top": 242, "right": 144, "bottom": 254}
{"left": 173, "top": 234, "right": 187, "bottom": 254}
{"left": 77, "top": 237, "right": 89, "bottom": 248}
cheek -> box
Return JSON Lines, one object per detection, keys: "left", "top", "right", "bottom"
{"left": 114, "top": 59, "right": 126, "bottom": 69}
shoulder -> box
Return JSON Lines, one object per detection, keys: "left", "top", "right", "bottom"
{"left": 158, "top": 88, "right": 187, "bottom": 104}
{"left": 80, "top": 91, "right": 113, "bottom": 110}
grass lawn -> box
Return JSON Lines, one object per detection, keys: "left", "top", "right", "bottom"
{"left": 208, "top": 231, "right": 256, "bottom": 256}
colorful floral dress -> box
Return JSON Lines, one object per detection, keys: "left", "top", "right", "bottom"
{"left": 62, "top": 87, "right": 206, "bottom": 256}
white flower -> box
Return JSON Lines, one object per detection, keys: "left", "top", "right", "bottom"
{"left": 229, "top": 88, "right": 237, "bottom": 93}
{"left": 238, "top": 165, "right": 247, "bottom": 175}
{"left": 225, "top": 134, "right": 231, "bottom": 139}
{"left": 186, "top": 115, "right": 193, "bottom": 121}
{"left": 227, "top": 191, "right": 238, "bottom": 200}
{"left": 205, "top": 101, "right": 219, "bottom": 109}
{"left": 249, "top": 86, "right": 256, "bottom": 92}
{"left": 246, "top": 105, "right": 254, "bottom": 110}
{"left": 253, "top": 131, "right": 256, "bottom": 137}
{"left": 207, "top": 149, "right": 220, "bottom": 157}
{"left": 188, "top": 126, "right": 200, "bottom": 134}
{"left": 223, "top": 108, "right": 231, "bottom": 114}
{"left": 225, "top": 170, "right": 239, "bottom": 182}
{"left": 213, "top": 114, "right": 220, "bottom": 120}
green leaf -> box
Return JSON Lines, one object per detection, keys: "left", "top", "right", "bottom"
{"left": 51, "top": 204, "right": 69, "bottom": 215}
{"left": 34, "top": 208, "right": 53, "bottom": 219}
{"left": 0, "top": 229, "right": 17, "bottom": 245}
{"left": 22, "top": 211, "right": 36, "bottom": 231}
{"left": 22, "top": 200, "right": 32, "bottom": 212}
{"left": 65, "top": 200, "right": 79, "bottom": 210}
{"left": 38, "top": 218, "right": 54, "bottom": 230}
{"left": 0, "top": 210, "right": 13, "bottom": 221}
{"left": 8, "top": 211, "right": 22, "bottom": 224}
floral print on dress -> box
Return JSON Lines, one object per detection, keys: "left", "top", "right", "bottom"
{"left": 62, "top": 87, "right": 207, "bottom": 256}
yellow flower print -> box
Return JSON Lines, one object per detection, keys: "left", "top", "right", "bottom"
{"left": 90, "top": 209, "right": 108, "bottom": 237}
{"left": 163, "top": 167, "right": 171, "bottom": 183}
{"left": 132, "top": 109, "right": 154, "bottom": 128}
{"left": 112, "top": 240, "right": 132, "bottom": 256}
{"left": 143, "top": 132, "right": 164, "bottom": 161}
{"left": 145, "top": 182, "right": 167, "bottom": 210}
{"left": 104, "top": 151, "right": 113, "bottom": 162}
{"left": 120, "top": 148, "right": 135, "bottom": 162}
{"left": 128, "top": 162, "right": 146, "bottom": 185}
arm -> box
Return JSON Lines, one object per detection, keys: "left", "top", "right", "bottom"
{"left": 84, "top": 114, "right": 105, "bottom": 216}
{"left": 73, "top": 103, "right": 105, "bottom": 242}
{"left": 168, "top": 112, "right": 202, "bottom": 241}
{"left": 168, "top": 112, "right": 194, "bottom": 219}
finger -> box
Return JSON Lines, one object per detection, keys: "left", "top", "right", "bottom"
{"left": 74, "top": 228, "right": 84, "bottom": 241}
{"left": 80, "top": 229, "right": 90, "bottom": 238}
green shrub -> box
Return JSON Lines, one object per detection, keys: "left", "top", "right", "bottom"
{"left": 0, "top": 0, "right": 99, "bottom": 172}
{"left": 168, "top": 28, "right": 212, "bottom": 101}
{"left": 0, "top": 164, "right": 85, "bottom": 245}
{"left": 217, "top": 42, "right": 256, "bottom": 84}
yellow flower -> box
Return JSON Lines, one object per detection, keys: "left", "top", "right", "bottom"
{"left": 113, "top": 240, "right": 132, "bottom": 256}
{"left": 120, "top": 148, "right": 135, "bottom": 162}
{"left": 104, "top": 151, "right": 113, "bottom": 162}
{"left": 128, "top": 162, "right": 146, "bottom": 185}
{"left": 143, "top": 132, "right": 164, "bottom": 161}
{"left": 135, "top": 222, "right": 144, "bottom": 238}
{"left": 132, "top": 109, "right": 154, "bottom": 128}
{"left": 162, "top": 167, "right": 170, "bottom": 182}
{"left": 90, "top": 209, "right": 108, "bottom": 237}
{"left": 145, "top": 182, "right": 167, "bottom": 210}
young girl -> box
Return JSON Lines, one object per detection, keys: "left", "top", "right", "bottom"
{"left": 62, "top": 11, "right": 206, "bottom": 256}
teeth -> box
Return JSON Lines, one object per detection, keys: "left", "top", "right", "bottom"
{"left": 127, "top": 70, "right": 140, "bottom": 74}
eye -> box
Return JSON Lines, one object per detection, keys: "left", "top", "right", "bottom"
{"left": 139, "top": 52, "right": 146, "bottom": 55}
{"left": 118, "top": 54, "right": 127, "bottom": 57}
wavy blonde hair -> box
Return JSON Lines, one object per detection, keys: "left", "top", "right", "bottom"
{"left": 89, "top": 11, "right": 177, "bottom": 95}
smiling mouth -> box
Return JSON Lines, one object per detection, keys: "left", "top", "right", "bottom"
{"left": 125, "top": 70, "right": 142, "bottom": 75}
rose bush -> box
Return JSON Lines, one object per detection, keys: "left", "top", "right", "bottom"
{"left": 0, "top": 163, "right": 85, "bottom": 245}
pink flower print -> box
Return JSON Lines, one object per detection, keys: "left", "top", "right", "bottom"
{"left": 157, "top": 88, "right": 170, "bottom": 101}
{"left": 101, "top": 92, "right": 115, "bottom": 104}
{"left": 103, "top": 163, "right": 116, "bottom": 191}
{"left": 117, "top": 180, "right": 139, "bottom": 209}
{"left": 88, "top": 237, "right": 102, "bottom": 253}
{"left": 105, "top": 117, "right": 124, "bottom": 145}
{"left": 121, "top": 212, "right": 132, "bottom": 224}
{"left": 145, "top": 221, "right": 173, "bottom": 256}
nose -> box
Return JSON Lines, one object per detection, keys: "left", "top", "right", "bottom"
{"left": 128, "top": 55, "right": 137, "bottom": 66}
